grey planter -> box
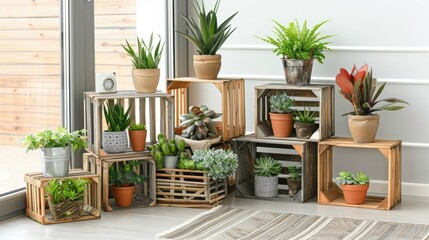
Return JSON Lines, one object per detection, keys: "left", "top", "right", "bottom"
{"left": 40, "top": 145, "right": 71, "bottom": 177}
{"left": 282, "top": 58, "right": 314, "bottom": 86}
{"left": 254, "top": 175, "right": 278, "bottom": 197}
{"left": 164, "top": 156, "right": 179, "bottom": 169}
{"left": 102, "top": 131, "right": 128, "bottom": 153}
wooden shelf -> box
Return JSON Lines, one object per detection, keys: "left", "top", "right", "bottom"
{"left": 318, "top": 137, "right": 402, "bottom": 210}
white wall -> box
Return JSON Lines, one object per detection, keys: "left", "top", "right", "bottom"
{"left": 186, "top": 0, "right": 429, "bottom": 195}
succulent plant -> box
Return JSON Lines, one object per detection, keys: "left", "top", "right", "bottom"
{"left": 294, "top": 105, "right": 318, "bottom": 124}
{"left": 103, "top": 102, "right": 132, "bottom": 132}
{"left": 128, "top": 123, "right": 146, "bottom": 131}
{"left": 254, "top": 156, "right": 282, "bottom": 177}
{"left": 179, "top": 105, "right": 222, "bottom": 140}
{"left": 336, "top": 171, "right": 370, "bottom": 185}
{"left": 269, "top": 92, "right": 294, "bottom": 114}
{"left": 177, "top": 158, "right": 205, "bottom": 171}
{"left": 288, "top": 165, "right": 302, "bottom": 181}
{"left": 149, "top": 133, "right": 188, "bottom": 169}
{"left": 192, "top": 149, "right": 238, "bottom": 180}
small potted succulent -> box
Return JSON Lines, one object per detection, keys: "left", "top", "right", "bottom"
{"left": 128, "top": 122, "right": 147, "bottom": 152}
{"left": 102, "top": 102, "right": 132, "bottom": 153}
{"left": 179, "top": 105, "right": 222, "bottom": 140}
{"left": 336, "top": 171, "right": 370, "bottom": 205}
{"left": 192, "top": 148, "right": 238, "bottom": 180}
{"left": 257, "top": 19, "right": 333, "bottom": 85}
{"left": 177, "top": 0, "right": 237, "bottom": 79}
{"left": 269, "top": 92, "right": 295, "bottom": 137}
{"left": 23, "top": 127, "right": 87, "bottom": 177}
{"left": 177, "top": 158, "right": 205, "bottom": 171}
{"left": 294, "top": 105, "right": 318, "bottom": 139}
{"left": 287, "top": 165, "right": 302, "bottom": 198}
{"left": 336, "top": 64, "right": 408, "bottom": 143}
{"left": 254, "top": 156, "right": 282, "bottom": 197}
{"left": 149, "top": 134, "right": 188, "bottom": 169}
{"left": 121, "top": 33, "right": 165, "bottom": 93}
{"left": 109, "top": 161, "right": 146, "bottom": 207}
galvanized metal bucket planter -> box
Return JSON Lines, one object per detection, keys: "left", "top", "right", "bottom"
{"left": 163, "top": 156, "right": 179, "bottom": 169}
{"left": 282, "top": 58, "right": 314, "bottom": 86}
{"left": 40, "top": 145, "right": 71, "bottom": 177}
{"left": 254, "top": 175, "right": 278, "bottom": 197}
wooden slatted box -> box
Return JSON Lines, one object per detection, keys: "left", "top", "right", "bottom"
{"left": 84, "top": 91, "right": 175, "bottom": 156}
{"left": 231, "top": 135, "right": 317, "bottom": 203}
{"left": 24, "top": 170, "right": 101, "bottom": 224}
{"left": 255, "top": 84, "right": 334, "bottom": 141}
{"left": 156, "top": 169, "right": 227, "bottom": 208}
{"left": 167, "top": 77, "right": 245, "bottom": 141}
{"left": 83, "top": 152, "right": 157, "bottom": 212}
{"left": 318, "top": 137, "right": 402, "bottom": 210}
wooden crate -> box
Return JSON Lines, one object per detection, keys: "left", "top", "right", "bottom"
{"left": 167, "top": 77, "right": 245, "bottom": 141}
{"left": 84, "top": 91, "right": 174, "bottom": 156}
{"left": 83, "top": 152, "right": 156, "bottom": 212}
{"left": 318, "top": 137, "right": 402, "bottom": 210}
{"left": 156, "top": 169, "right": 227, "bottom": 208}
{"left": 255, "top": 84, "right": 334, "bottom": 141}
{"left": 231, "top": 135, "right": 317, "bottom": 203}
{"left": 24, "top": 170, "right": 101, "bottom": 224}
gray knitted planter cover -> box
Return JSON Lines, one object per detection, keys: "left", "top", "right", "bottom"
{"left": 254, "top": 175, "right": 278, "bottom": 197}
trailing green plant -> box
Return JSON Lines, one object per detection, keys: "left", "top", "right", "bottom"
{"left": 177, "top": 0, "right": 238, "bottom": 55}
{"left": 192, "top": 149, "right": 238, "bottom": 180}
{"left": 294, "top": 105, "right": 318, "bottom": 123}
{"left": 129, "top": 123, "right": 146, "bottom": 131}
{"left": 256, "top": 19, "right": 333, "bottom": 63}
{"left": 149, "top": 133, "right": 188, "bottom": 169}
{"left": 23, "top": 127, "right": 87, "bottom": 152}
{"left": 177, "top": 158, "right": 205, "bottom": 171}
{"left": 45, "top": 178, "right": 91, "bottom": 204}
{"left": 336, "top": 171, "right": 370, "bottom": 185}
{"left": 269, "top": 92, "right": 294, "bottom": 113}
{"left": 254, "top": 156, "right": 282, "bottom": 177}
{"left": 109, "top": 161, "right": 147, "bottom": 187}
{"left": 288, "top": 165, "right": 302, "bottom": 181}
{"left": 103, "top": 102, "right": 132, "bottom": 132}
{"left": 179, "top": 105, "right": 222, "bottom": 140}
{"left": 336, "top": 64, "right": 409, "bottom": 116}
{"left": 121, "top": 33, "right": 164, "bottom": 69}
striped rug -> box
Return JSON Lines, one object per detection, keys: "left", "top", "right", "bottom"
{"left": 157, "top": 206, "right": 429, "bottom": 240}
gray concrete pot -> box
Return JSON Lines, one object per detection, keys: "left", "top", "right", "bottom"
{"left": 254, "top": 175, "right": 278, "bottom": 197}
{"left": 164, "top": 156, "right": 179, "bottom": 169}
{"left": 282, "top": 58, "right": 314, "bottom": 86}
{"left": 102, "top": 131, "right": 128, "bottom": 153}
{"left": 40, "top": 145, "right": 71, "bottom": 177}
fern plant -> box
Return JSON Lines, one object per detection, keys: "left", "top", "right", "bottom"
{"left": 103, "top": 102, "right": 132, "bottom": 132}
{"left": 257, "top": 19, "right": 333, "bottom": 63}
{"left": 177, "top": 0, "right": 238, "bottom": 55}
{"left": 294, "top": 105, "right": 318, "bottom": 123}
{"left": 121, "top": 33, "right": 164, "bottom": 69}
{"left": 254, "top": 156, "right": 282, "bottom": 177}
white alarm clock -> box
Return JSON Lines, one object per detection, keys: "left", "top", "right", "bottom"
{"left": 96, "top": 72, "right": 117, "bottom": 93}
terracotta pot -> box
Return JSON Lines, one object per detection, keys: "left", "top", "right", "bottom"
{"left": 129, "top": 129, "right": 147, "bottom": 152}
{"left": 112, "top": 184, "right": 135, "bottom": 207}
{"left": 281, "top": 58, "right": 314, "bottom": 86}
{"left": 269, "top": 112, "right": 294, "bottom": 137}
{"left": 348, "top": 114, "right": 380, "bottom": 143}
{"left": 287, "top": 178, "right": 302, "bottom": 198}
{"left": 295, "top": 122, "right": 316, "bottom": 139}
{"left": 341, "top": 184, "right": 369, "bottom": 205}
{"left": 193, "top": 54, "right": 221, "bottom": 79}
{"left": 132, "top": 68, "right": 160, "bottom": 93}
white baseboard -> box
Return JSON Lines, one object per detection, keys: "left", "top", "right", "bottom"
{"left": 368, "top": 180, "right": 429, "bottom": 198}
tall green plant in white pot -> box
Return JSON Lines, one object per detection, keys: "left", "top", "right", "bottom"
{"left": 102, "top": 102, "right": 132, "bottom": 153}
{"left": 23, "top": 127, "right": 87, "bottom": 177}
{"left": 257, "top": 19, "right": 333, "bottom": 85}
{"left": 177, "top": 0, "right": 237, "bottom": 79}
{"left": 122, "top": 33, "right": 164, "bottom": 93}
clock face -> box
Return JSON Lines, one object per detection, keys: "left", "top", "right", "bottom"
{"left": 103, "top": 78, "right": 115, "bottom": 90}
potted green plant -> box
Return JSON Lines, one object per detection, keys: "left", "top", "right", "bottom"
{"left": 177, "top": 158, "right": 205, "bottom": 171}
{"left": 23, "top": 127, "right": 87, "bottom": 177}
{"left": 336, "top": 64, "right": 408, "bottom": 143}
{"left": 102, "top": 102, "right": 132, "bottom": 153}
{"left": 192, "top": 148, "right": 238, "bottom": 180}
{"left": 179, "top": 105, "right": 222, "bottom": 140}
{"left": 128, "top": 123, "right": 147, "bottom": 152}
{"left": 257, "top": 19, "right": 333, "bottom": 85}
{"left": 149, "top": 134, "right": 188, "bottom": 169}
{"left": 177, "top": 0, "right": 237, "bottom": 79}
{"left": 109, "top": 161, "right": 146, "bottom": 207}
{"left": 294, "top": 105, "right": 318, "bottom": 139}
{"left": 287, "top": 165, "right": 302, "bottom": 198}
{"left": 44, "top": 178, "right": 91, "bottom": 220}
{"left": 121, "top": 33, "right": 165, "bottom": 93}
{"left": 253, "top": 156, "right": 282, "bottom": 197}
{"left": 336, "top": 171, "right": 370, "bottom": 205}
{"left": 269, "top": 92, "right": 295, "bottom": 137}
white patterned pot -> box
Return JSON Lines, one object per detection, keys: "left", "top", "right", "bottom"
{"left": 254, "top": 175, "right": 278, "bottom": 197}
{"left": 102, "top": 131, "right": 128, "bottom": 153}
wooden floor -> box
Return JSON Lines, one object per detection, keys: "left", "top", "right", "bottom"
{"left": 1, "top": 194, "right": 429, "bottom": 239}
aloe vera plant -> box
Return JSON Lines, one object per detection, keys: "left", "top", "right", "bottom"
{"left": 121, "top": 33, "right": 164, "bottom": 69}
{"left": 294, "top": 105, "right": 318, "bottom": 123}
{"left": 103, "top": 102, "right": 132, "bottom": 132}
{"left": 177, "top": 0, "right": 237, "bottom": 55}
{"left": 254, "top": 156, "right": 282, "bottom": 177}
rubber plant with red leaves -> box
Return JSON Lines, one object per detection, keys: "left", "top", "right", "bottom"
{"left": 335, "top": 64, "right": 408, "bottom": 116}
